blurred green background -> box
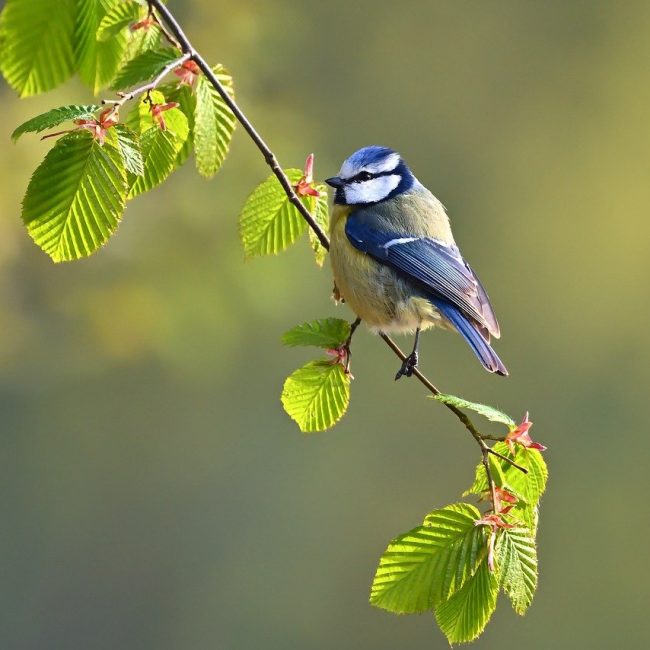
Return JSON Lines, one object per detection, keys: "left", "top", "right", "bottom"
{"left": 1, "top": 1, "right": 649, "bottom": 647}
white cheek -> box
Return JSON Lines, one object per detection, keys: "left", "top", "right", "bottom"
{"left": 339, "top": 152, "right": 400, "bottom": 178}
{"left": 344, "top": 175, "right": 401, "bottom": 204}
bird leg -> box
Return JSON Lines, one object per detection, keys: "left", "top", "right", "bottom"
{"left": 395, "top": 327, "right": 421, "bottom": 380}
{"left": 343, "top": 317, "right": 362, "bottom": 373}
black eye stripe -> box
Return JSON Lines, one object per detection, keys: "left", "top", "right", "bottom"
{"left": 349, "top": 169, "right": 398, "bottom": 183}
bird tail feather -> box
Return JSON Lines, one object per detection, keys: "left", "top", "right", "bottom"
{"left": 433, "top": 300, "right": 508, "bottom": 376}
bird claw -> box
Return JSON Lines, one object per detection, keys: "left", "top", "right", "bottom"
{"left": 395, "top": 351, "right": 418, "bottom": 380}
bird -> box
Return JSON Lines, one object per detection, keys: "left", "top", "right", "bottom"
{"left": 325, "top": 145, "right": 507, "bottom": 379}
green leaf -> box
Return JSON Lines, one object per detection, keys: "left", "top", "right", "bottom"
{"left": 433, "top": 393, "right": 516, "bottom": 428}
{"left": 281, "top": 361, "right": 350, "bottom": 432}
{"left": 111, "top": 47, "right": 179, "bottom": 90}
{"left": 465, "top": 442, "right": 548, "bottom": 532}
{"left": 193, "top": 66, "right": 236, "bottom": 177}
{"left": 495, "top": 527, "right": 538, "bottom": 615}
{"left": 306, "top": 186, "right": 329, "bottom": 266}
{"left": 97, "top": 0, "right": 142, "bottom": 41}
{"left": 11, "top": 105, "right": 100, "bottom": 142}
{"left": 370, "top": 504, "right": 486, "bottom": 614}
{"left": 240, "top": 169, "right": 309, "bottom": 257}
{"left": 434, "top": 560, "right": 499, "bottom": 644}
{"left": 76, "top": 0, "right": 128, "bottom": 94}
{"left": 113, "top": 125, "right": 144, "bottom": 176}
{"left": 161, "top": 82, "right": 195, "bottom": 166}
{"left": 127, "top": 101, "right": 189, "bottom": 198}
{"left": 282, "top": 318, "right": 350, "bottom": 349}
{"left": 0, "top": 0, "right": 76, "bottom": 97}
{"left": 124, "top": 22, "right": 161, "bottom": 60}
{"left": 21, "top": 130, "right": 127, "bottom": 262}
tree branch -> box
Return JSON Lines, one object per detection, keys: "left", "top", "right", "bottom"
{"left": 144, "top": 0, "right": 523, "bottom": 516}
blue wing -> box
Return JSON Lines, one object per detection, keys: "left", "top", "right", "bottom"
{"left": 344, "top": 217, "right": 500, "bottom": 339}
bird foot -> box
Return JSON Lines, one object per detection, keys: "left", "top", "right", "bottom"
{"left": 395, "top": 351, "right": 418, "bottom": 380}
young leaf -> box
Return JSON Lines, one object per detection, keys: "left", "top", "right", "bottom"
{"left": 111, "top": 47, "right": 179, "bottom": 90}
{"left": 0, "top": 0, "right": 77, "bottom": 97}
{"left": 11, "top": 105, "right": 100, "bottom": 141}
{"left": 433, "top": 393, "right": 516, "bottom": 428}
{"left": 306, "top": 186, "right": 329, "bottom": 266}
{"left": 21, "top": 130, "right": 127, "bottom": 262}
{"left": 370, "top": 504, "right": 486, "bottom": 614}
{"left": 193, "top": 66, "right": 236, "bottom": 177}
{"left": 240, "top": 169, "right": 308, "bottom": 257}
{"left": 465, "top": 442, "right": 548, "bottom": 531}
{"left": 76, "top": 0, "right": 128, "bottom": 94}
{"left": 434, "top": 560, "right": 499, "bottom": 644}
{"left": 113, "top": 125, "right": 144, "bottom": 176}
{"left": 282, "top": 318, "right": 351, "bottom": 349}
{"left": 161, "top": 83, "right": 195, "bottom": 166}
{"left": 97, "top": 0, "right": 142, "bottom": 41}
{"left": 281, "top": 360, "right": 350, "bottom": 432}
{"left": 495, "top": 527, "right": 538, "bottom": 615}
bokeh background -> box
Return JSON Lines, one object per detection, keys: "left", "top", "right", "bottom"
{"left": 1, "top": 1, "right": 649, "bottom": 648}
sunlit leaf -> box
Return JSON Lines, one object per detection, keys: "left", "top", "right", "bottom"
{"left": 465, "top": 441, "right": 548, "bottom": 531}
{"left": 97, "top": 0, "right": 142, "bottom": 41}
{"left": 193, "top": 66, "right": 236, "bottom": 177}
{"left": 111, "top": 47, "right": 179, "bottom": 91}
{"left": 0, "top": 0, "right": 76, "bottom": 97}
{"left": 161, "top": 82, "right": 195, "bottom": 166}
{"left": 281, "top": 360, "right": 350, "bottom": 432}
{"left": 495, "top": 527, "right": 537, "bottom": 615}
{"left": 433, "top": 393, "right": 516, "bottom": 428}
{"left": 76, "top": 0, "right": 128, "bottom": 94}
{"left": 114, "top": 124, "right": 144, "bottom": 176}
{"left": 22, "top": 130, "right": 127, "bottom": 262}
{"left": 240, "top": 169, "right": 308, "bottom": 257}
{"left": 434, "top": 560, "right": 498, "bottom": 644}
{"left": 370, "top": 504, "right": 486, "bottom": 614}
{"left": 127, "top": 102, "right": 189, "bottom": 198}
{"left": 306, "top": 185, "right": 329, "bottom": 266}
{"left": 282, "top": 318, "right": 350, "bottom": 349}
{"left": 11, "top": 105, "right": 100, "bottom": 141}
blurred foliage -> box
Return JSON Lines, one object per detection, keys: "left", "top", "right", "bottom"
{"left": 1, "top": 0, "right": 649, "bottom": 648}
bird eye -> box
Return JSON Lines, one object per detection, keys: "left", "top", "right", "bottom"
{"left": 355, "top": 171, "right": 373, "bottom": 182}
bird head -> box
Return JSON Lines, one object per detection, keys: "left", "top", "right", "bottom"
{"left": 326, "top": 146, "right": 416, "bottom": 206}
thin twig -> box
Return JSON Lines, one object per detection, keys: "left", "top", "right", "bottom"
{"left": 146, "top": 0, "right": 330, "bottom": 251}
{"left": 144, "top": 0, "right": 521, "bottom": 512}
{"left": 487, "top": 448, "right": 528, "bottom": 474}
{"left": 101, "top": 52, "right": 191, "bottom": 119}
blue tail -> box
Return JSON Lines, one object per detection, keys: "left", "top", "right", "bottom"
{"left": 433, "top": 300, "right": 508, "bottom": 376}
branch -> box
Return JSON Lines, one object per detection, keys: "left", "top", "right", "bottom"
{"left": 144, "top": 0, "right": 520, "bottom": 514}
{"left": 101, "top": 52, "right": 192, "bottom": 119}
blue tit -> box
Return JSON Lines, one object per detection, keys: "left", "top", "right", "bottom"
{"left": 325, "top": 145, "right": 507, "bottom": 379}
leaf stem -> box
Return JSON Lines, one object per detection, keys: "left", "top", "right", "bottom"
{"left": 487, "top": 448, "right": 528, "bottom": 474}
{"left": 145, "top": 0, "right": 509, "bottom": 513}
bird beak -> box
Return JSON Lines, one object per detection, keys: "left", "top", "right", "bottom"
{"left": 325, "top": 176, "right": 343, "bottom": 188}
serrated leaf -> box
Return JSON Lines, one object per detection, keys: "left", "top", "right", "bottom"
{"left": 240, "top": 169, "right": 309, "bottom": 257}
{"left": 193, "top": 66, "right": 236, "bottom": 177}
{"left": 370, "top": 504, "right": 486, "bottom": 614}
{"left": 111, "top": 47, "right": 179, "bottom": 90}
{"left": 11, "top": 105, "right": 101, "bottom": 141}
{"left": 306, "top": 186, "right": 329, "bottom": 266}
{"left": 113, "top": 125, "right": 144, "bottom": 176}
{"left": 21, "top": 130, "right": 127, "bottom": 262}
{"left": 434, "top": 560, "right": 499, "bottom": 644}
{"left": 0, "top": 0, "right": 76, "bottom": 97}
{"left": 465, "top": 442, "right": 548, "bottom": 532}
{"left": 433, "top": 393, "right": 515, "bottom": 427}
{"left": 97, "top": 0, "right": 142, "bottom": 41}
{"left": 161, "top": 82, "right": 195, "bottom": 166}
{"left": 281, "top": 361, "right": 350, "bottom": 432}
{"left": 495, "top": 527, "right": 537, "bottom": 615}
{"left": 124, "top": 22, "right": 161, "bottom": 61}
{"left": 282, "top": 318, "right": 350, "bottom": 349}
{"left": 76, "top": 0, "right": 128, "bottom": 94}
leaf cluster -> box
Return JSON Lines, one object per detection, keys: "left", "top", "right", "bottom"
{"left": 3, "top": 0, "right": 236, "bottom": 261}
